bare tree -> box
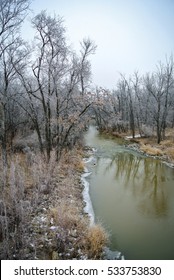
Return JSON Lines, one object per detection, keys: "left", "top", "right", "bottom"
{"left": 17, "top": 12, "right": 96, "bottom": 161}
{"left": 79, "top": 38, "right": 97, "bottom": 95}
{"left": 117, "top": 74, "right": 136, "bottom": 138}
{"left": 29, "top": 11, "right": 68, "bottom": 161}
{"left": 144, "top": 57, "right": 174, "bottom": 143}
{"left": 0, "top": 0, "right": 30, "bottom": 56}
{"left": 0, "top": 0, "right": 30, "bottom": 166}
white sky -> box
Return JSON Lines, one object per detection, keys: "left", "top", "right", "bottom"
{"left": 23, "top": 0, "right": 174, "bottom": 88}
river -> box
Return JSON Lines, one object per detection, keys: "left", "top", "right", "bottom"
{"left": 83, "top": 125, "right": 174, "bottom": 260}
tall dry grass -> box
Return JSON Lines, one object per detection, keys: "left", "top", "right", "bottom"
{"left": 84, "top": 224, "right": 109, "bottom": 259}
{"left": 0, "top": 155, "right": 32, "bottom": 259}
{"left": 0, "top": 147, "right": 108, "bottom": 259}
{"left": 140, "top": 144, "right": 163, "bottom": 156}
{"left": 0, "top": 150, "right": 58, "bottom": 259}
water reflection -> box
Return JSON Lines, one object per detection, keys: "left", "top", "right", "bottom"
{"left": 84, "top": 126, "right": 174, "bottom": 259}
{"left": 102, "top": 153, "right": 172, "bottom": 218}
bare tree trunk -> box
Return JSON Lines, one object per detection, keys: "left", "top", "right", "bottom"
{"left": 0, "top": 102, "right": 8, "bottom": 167}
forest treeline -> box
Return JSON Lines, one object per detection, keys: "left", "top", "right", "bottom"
{"left": 1, "top": 0, "right": 174, "bottom": 168}
{"left": 95, "top": 61, "right": 174, "bottom": 144}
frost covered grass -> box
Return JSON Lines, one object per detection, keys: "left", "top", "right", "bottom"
{"left": 0, "top": 147, "right": 108, "bottom": 259}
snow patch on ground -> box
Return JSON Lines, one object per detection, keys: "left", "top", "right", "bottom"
{"left": 81, "top": 156, "right": 95, "bottom": 226}
{"left": 125, "top": 134, "right": 142, "bottom": 139}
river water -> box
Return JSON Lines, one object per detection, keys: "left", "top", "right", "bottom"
{"left": 84, "top": 126, "right": 174, "bottom": 260}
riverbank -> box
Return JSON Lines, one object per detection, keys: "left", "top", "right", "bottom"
{"left": 0, "top": 147, "right": 108, "bottom": 259}
{"left": 125, "top": 136, "right": 174, "bottom": 168}
{"left": 101, "top": 129, "right": 174, "bottom": 167}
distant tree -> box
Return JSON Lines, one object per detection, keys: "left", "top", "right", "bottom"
{"left": 91, "top": 87, "right": 123, "bottom": 132}
{"left": 144, "top": 57, "right": 174, "bottom": 143}
{"left": 117, "top": 75, "right": 136, "bottom": 138}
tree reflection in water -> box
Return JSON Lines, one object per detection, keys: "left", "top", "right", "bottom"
{"left": 104, "top": 152, "right": 172, "bottom": 218}
{"left": 84, "top": 126, "right": 174, "bottom": 259}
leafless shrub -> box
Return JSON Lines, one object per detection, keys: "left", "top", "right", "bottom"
{"left": 13, "top": 132, "right": 43, "bottom": 153}
{"left": 141, "top": 125, "right": 154, "bottom": 137}
{"left": 30, "top": 151, "right": 57, "bottom": 195}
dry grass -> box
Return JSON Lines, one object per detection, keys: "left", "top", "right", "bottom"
{"left": 136, "top": 131, "right": 174, "bottom": 162}
{"left": 140, "top": 144, "right": 163, "bottom": 156}
{"left": 0, "top": 154, "right": 33, "bottom": 259}
{"left": 136, "top": 137, "right": 156, "bottom": 146}
{"left": 160, "top": 139, "right": 174, "bottom": 148}
{"left": 49, "top": 200, "right": 85, "bottom": 231}
{"left": 164, "top": 148, "right": 174, "bottom": 161}
{"left": 84, "top": 224, "right": 108, "bottom": 259}
{"left": 157, "top": 139, "right": 174, "bottom": 161}
{"left": 74, "top": 160, "right": 85, "bottom": 172}
{"left": 63, "top": 148, "right": 85, "bottom": 173}
{"left": 0, "top": 146, "right": 108, "bottom": 260}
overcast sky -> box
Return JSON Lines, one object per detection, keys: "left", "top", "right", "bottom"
{"left": 24, "top": 0, "right": 174, "bottom": 88}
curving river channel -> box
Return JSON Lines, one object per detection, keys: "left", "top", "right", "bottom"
{"left": 84, "top": 126, "right": 174, "bottom": 260}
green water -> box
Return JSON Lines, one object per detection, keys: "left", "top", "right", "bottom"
{"left": 84, "top": 126, "right": 174, "bottom": 260}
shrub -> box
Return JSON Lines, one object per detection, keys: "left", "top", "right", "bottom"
{"left": 84, "top": 224, "right": 108, "bottom": 259}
